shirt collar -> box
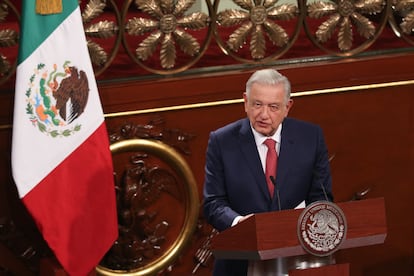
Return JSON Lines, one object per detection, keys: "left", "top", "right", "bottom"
{"left": 251, "top": 122, "right": 282, "bottom": 147}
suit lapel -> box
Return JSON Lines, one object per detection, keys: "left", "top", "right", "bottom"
{"left": 238, "top": 119, "right": 271, "bottom": 200}
{"left": 277, "top": 119, "right": 295, "bottom": 190}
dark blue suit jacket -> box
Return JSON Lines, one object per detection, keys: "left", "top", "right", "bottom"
{"left": 203, "top": 117, "right": 333, "bottom": 275}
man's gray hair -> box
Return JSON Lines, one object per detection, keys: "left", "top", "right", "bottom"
{"left": 245, "top": 68, "right": 291, "bottom": 101}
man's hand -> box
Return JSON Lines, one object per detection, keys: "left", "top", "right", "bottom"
{"left": 238, "top": 214, "right": 253, "bottom": 224}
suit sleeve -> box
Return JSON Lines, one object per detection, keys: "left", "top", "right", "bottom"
{"left": 203, "top": 131, "right": 240, "bottom": 232}
{"left": 306, "top": 126, "right": 334, "bottom": 204}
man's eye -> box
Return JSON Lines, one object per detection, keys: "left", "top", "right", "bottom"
{"left": 254, "top": 102, "right": 262, "bottom": 108}
{"left": 269, "top": 104, "right": 279, "bottom": 111}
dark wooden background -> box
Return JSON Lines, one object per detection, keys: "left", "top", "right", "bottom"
{"left": 1, "top": 50, "right": 414, "bottom": 275}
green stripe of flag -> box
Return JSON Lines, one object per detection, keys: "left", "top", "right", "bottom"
{"left": 18, "top": 0, "right": 78, "bottom": 64}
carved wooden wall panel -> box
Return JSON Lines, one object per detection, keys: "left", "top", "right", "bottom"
{"left": 1, "top": 52, "right": 414, "bottom": 275}
{"left": 1, "top": 0, "right": 414, "bottom": 85}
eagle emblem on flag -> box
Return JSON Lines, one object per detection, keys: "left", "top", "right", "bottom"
{"left": 25, "top": 61, "right": 89, "bottom": 137}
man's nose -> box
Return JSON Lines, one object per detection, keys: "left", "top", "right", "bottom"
{"left": 260, "top": 105, "right": 271, "bottom": 117}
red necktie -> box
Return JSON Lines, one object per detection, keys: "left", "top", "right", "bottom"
{"left": 264, "top": 138, "right": 277, "bottom": 198}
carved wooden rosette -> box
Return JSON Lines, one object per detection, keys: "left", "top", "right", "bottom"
{"left": 213, "top": 0, "right": 305, "bottom": 63}
{"left": 304, "top": 0, "right": 391, "bottom": 56}
{"left": 82, "top": 0, "right": 122, "bottom": 76}
{"left": 121, "top": 0, "right": 214, "bottom": 74}
{"left": 388, "top": 0, "right": 414, "bottom": 46}
{"left": 96, "top": 138, "right": 199, "bottom": 276}
{"left": 0, "top": 0, "right": 19, "bottom": 86}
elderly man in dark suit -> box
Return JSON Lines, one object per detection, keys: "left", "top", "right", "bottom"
{"left": 203, "top": 68, "right": 333, "bottom": 276}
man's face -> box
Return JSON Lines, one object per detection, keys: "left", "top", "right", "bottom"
{"left": 244, "top": 82, "right": 293, "bottom": 136}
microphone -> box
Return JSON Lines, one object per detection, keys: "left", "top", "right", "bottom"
{"left": 320, "top": 180, "right": 330, "bottom": 202}
{"left": 269, "top": 176, "right": 281, "bottom": 211}
{"left": 313, "top": 169, "right": 330, "bottom": 202}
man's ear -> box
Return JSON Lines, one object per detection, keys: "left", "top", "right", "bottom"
{"left": 243, "top": 92, "right": 248, "bottom": 112}
{"left": 285, "top": 99, "right": 294, "bottom": 115}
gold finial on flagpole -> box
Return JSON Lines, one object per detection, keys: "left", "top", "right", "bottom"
{"left": 36, "top": 0, "right": 63, "bottom": 15}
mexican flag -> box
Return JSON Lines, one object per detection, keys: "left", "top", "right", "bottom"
{"left": 11, "top": 1, "right": 118, "bottom": 275}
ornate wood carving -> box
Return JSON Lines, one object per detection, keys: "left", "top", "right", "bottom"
{"left": 0, "top": 217, "right": 48, "bottom": 275}
{"left": 1, "top": 0, "right": 413, "bottom": 84}
{"left": 97, "top": 119, "right": 203, "bottom": 275}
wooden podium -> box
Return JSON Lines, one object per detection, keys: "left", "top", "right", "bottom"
{"left": 210, "top": 198, "right": 387, "bottom": 275}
